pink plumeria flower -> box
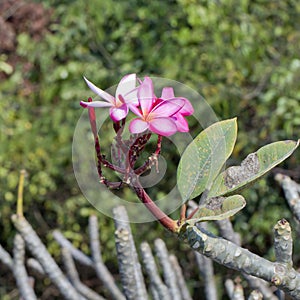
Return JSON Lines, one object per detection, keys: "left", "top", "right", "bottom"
{"left": 80, "top": 74, "right": 138, "bottom": 122}
{"left": 160, "top": 87, "right": 194, "bottom": 132}
{"left": 129, "top": 77, "right": 185, "bottom": 136}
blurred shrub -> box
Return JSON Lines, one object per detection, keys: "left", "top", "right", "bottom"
{"left": 0, "top": 0, "right": 299, "bottom": 290}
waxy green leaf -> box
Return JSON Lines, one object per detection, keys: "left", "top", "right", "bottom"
{"left": 185, "top": 195, "right": 246, "bottom": 225}
{"left": 208, "top": 140, "right": 300, "bottom": 197}
{"left": 177, "top": 118, "right": 237, "bottom": 201}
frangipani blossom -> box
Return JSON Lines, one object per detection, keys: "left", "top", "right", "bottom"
{"left": 161, "top": 87, "right": 194, "bottom": 132}
{"left": 129, "top": 77, "right": 185, "bottom": 136}
{"left": 80, "top": 74, "right": 138, "bottom": 122}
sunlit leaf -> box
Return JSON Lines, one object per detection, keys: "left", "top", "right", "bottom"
{"left": 185, "top": 195, "right": 246, "bottom": 225}
{"left": 177, "top": 118, "right": 237, "bottom": 201}
{"left": 208, "top": 140, "right": 300, "bottom": 197}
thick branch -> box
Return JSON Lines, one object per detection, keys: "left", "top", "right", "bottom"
{"left": 215, "top": 220, "right": 277, "bottom": 299}
{"left": 181, "top": 225, "right": 300, "bottom": 298}
{"left": 273, "top": 219, "right": 293, "bottom": 266}
{"left": 113, "top": 206, "right": 147, "bottom": 300}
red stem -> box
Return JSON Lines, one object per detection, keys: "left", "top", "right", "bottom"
{"left": 155, "top": 135, "right": 162, "bottom": 155}
{"left": 132, "top": 177, "right": 178, "bottom": 233}
{"left": 86, "top": 99, "right": 124, "bottom": 186}
{"left": 179, "top": 204, "right": 186, "bottom": 225}
{"left": 186, "top": 207, "right": 199, "bottom": 220}
{"left": 135, "top": 134, "right": 162, "bottom": 175}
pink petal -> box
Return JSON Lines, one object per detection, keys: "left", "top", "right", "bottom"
{"left": 129, "top": 104, "right": 143, "bottom": 118}
{"left": 80, "top": 100, "right": 112, "bottom": 108}
{"left": 149, "top": 117, "right": 178, "bottom": 136}
{"left": 129, "top": 119, "right": 149, "bottom": 134}
{"left": 116, "top": 74, "right": 136, "bottom": 100}
{"left": 84, "top": 77, "right": 115, "bottom": 104}
{"left": 161, "top": 87, "right": 175, "bottom": 99}
{"left": 178, "top": 98, "right": 194, "bottom": 116}
{"left": 173, "top": 113, "right": 189, "bottom": 132}
{"left": 109, "top": 104, "right": 129, "bottom": 121}
{"left": 150, "top": 99, "right": 184, "bottom": 118}
{"left": 160, "top": 87, "right": 194, "bottom": 116}
{"left": 138, "top": 77, "right": 155, "bottom": 115}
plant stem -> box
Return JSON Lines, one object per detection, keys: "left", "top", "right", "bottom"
{"left": 135, "top": 134, "right": 161, "bottom": 175}
{"left": 17, "top": 170, "right": 26, "bottom": 217}
{"left": 155, "top": 135, "right": 162, "bottom": 155}
{"left": 186, "top": 207, "right": 199, "bottom": 220}
{"left": 87, "top": 101, "right": 126, "bottom": 187}
{"left": 132, "top": 177, "right": 179, "bottom": 233}
{"left": 179, "top": 204, "right": 186, "bottom": 225}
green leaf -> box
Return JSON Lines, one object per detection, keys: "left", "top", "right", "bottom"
{"left": 208, "top": 140, "right": 300, "bottom": 197}
{"left": 177, "top": 118, "right": 237, "bottom": 201}
{"left": 185, "top": 195, "right": 246, "bottom": 225}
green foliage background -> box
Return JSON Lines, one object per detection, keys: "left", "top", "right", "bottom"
{"left": 1, "top": 0, "right": 300, "bottom": 298}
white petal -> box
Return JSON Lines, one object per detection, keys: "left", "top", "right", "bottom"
{"left": 116, "top": 73, "right": 136, "bottom": 99}
{"left": 84, "top": 77, "right": 115, "bottom": 103}
{"left": 80, "top": 100, "right": 112, "bottom": 108}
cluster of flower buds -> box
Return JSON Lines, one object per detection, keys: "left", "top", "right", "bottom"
{"left": 80, "top": 74, "right": 194, "bottom": 136}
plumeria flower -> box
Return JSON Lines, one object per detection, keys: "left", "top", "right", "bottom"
{"left": 160, "top": 87, "right": 194, "bottom": 132}
{"left": 80, "top": 74, "right": 138, "bottom": 122}
{"left": 129, "top": 77, "right": 186, "bottom": 136}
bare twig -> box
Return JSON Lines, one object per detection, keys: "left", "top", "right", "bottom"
{"left": 88, "top": 215, "right": 124, "bottom": 300}
{"left": 0, "top": 243, "right": 13, "bottom": 269}
{"left": 27, "top": 258, "right": 45, "bottom": 276}
{"left": 11, "top": 215, "right": 84, "bottom": 300}
{"left": 154, "top": 239, "right": 182, "bottom": 300}
{"left": 275, "top": 173, "right": 300, "bottom": 222}
{"left": 149, "top": 284, "right": 160, "bottom": 300}
{"left": 140, "top": 242, "right": 171, "bottom": 300}
{"left": 216, "top": 219, "right": 241, "bottom": 245}
{"left": 195, "top": 252, "right": 218, "bottom": 300}
{"left": 194, "top": 222, "right": 218, "bottom": 300}
{"left": 169, "top": 254, "right": 192, "bottom": 300}
{"left": 53, "top": 230, "right": 93, "bottom": 267}
{"left": 62, "top": 248, "right": 105, "bottom": 300}
{"left": 225, "top": 278, "right": 245, "bottom": 300}
{"left": 13, "top": 234, "right": 37, "bottom": 300}
{"left": 248, "top": 290, "right": 263, "bottom": 300}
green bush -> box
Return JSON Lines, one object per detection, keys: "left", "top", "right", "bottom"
{"left": 1, "top": 2, "right": 299, "bottom": 298}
